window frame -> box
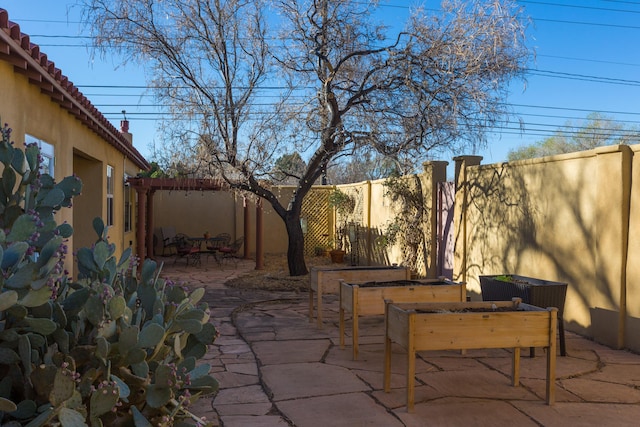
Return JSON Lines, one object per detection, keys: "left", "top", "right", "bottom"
{"left": 25, "top": 134, "right": 54, "bottom": 177}
{"left": 106, "top": 165, "right": 114, "bottom": 227}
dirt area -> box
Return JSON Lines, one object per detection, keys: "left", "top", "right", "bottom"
{"left": 224, "top": 254, "right": 334, "bottom": 292}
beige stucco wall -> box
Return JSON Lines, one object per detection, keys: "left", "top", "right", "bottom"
{"left": 1, "top": 61, "right": 144, "bottom": 274}
{"left": 149, "top": 143, "right": 640, "bottom": 353}
{"left": 152, "top": 190, "right": 237, "bottom": 252}
{"left": 152, "top": 188, "right": 298, "bottom": 257}
{"left": 152, "top": 162, "right": 446, "bottom": 274}
{"left": 457, "top": 146, "right": 633, "bottom": 350}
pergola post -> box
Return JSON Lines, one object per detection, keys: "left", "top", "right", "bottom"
{"left": 244, "top": 197, "right": 250, "bottom": 259}
{"left": 255, "top": 198, "right": 264, "bottom": 270}
{"left": 146, "top": 189, "right": 155, "bottom": 258}
{"left": 135, "top": 187, "right": 148, "bottom": 263}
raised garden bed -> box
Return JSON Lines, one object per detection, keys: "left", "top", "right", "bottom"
{"left": 339, "top": 278, "right": 466, "bottom": 360}
{"left": 480, "top": 274, "right": 568, "bottom": 356}
{"left": 384, "top": 298, "right": 558, "bottom": 412}
{"left": 308, "top": 265, "right": 411, "bottom": 328}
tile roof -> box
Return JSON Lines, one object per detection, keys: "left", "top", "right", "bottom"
{"left": 0, "top": 8, "right": 149, "bottom": 170}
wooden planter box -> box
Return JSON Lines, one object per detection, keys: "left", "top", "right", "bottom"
{"left": 308, "top": 265, "right": 411, "bottom": 328}
{"left": 384, "top": 299, "right": 558, "bottom": 412}
{"left": 339, "top": 279, "right": 466, "bottom": 360}
{"left": 480, "top": 275, "right": 568, "bottom": 356}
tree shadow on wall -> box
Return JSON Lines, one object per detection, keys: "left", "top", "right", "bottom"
{"left": 461, "top": 160, "right": 614, "bottom": 337}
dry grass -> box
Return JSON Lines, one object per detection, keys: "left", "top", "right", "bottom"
{"left": 224, "top": 254, "right": 334, "bottom": 292}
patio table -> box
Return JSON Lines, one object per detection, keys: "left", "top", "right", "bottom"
{"left": 192, "top": 236, "right": 228, "bottom": 264}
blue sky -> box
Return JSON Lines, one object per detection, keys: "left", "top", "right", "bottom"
{"left": 3, "top": 0, "right": 640, "bottom": 167}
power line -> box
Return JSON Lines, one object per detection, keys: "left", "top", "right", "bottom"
{"left": 73, "top": 64, "right": 640, "bottom": 91}
{"left": 508, "top": 103, "right": 640, "bottom": 117}
{"left": 527, "top": 69, "right": 640, "bottom": 86}
{"left": 96, "top": 102, "right": 640, "bottom": 124}
{"left": 11, "top": 3, "right": 640, "bottom": 146}
{"left": 520, "top": 0, "right": 640, "bottom": 14}
{"left": 537, "top": 54, "right": 640, "bottom": 68}
{"left": 533, "top": 16, "right": 640, "bottom": 29}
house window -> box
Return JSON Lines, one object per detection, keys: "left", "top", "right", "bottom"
{"left": 25, "top": 135, "right": 54, "bottom": 177}
{"left": 124, "top": 174, "right": 132, "bottom": 232}
{"left": 107, "top": 165, "right": 114, "bottom": 226}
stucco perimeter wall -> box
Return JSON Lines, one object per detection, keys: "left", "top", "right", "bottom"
{"left": 152, "top": 190, "right": 237, "bottom": 249}
{"left": 153, "top": 188, "right": 297, "bottom": 256}
{"left": 456, "top": 146, "right": 633, "bottom": 350}
{"left": 151, "top": 159, "right": 445, "bottom": 272}
{"left": 326, "top": 161, "right": 446, "bottom": 275}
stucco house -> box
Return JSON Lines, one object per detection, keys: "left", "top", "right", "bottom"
{"left": 0, "top": 8, "right": 150, "bottom": 273}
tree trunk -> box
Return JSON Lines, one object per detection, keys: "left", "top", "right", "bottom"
{"left": 284, "top": 211, "right": 308, "bottom": 276}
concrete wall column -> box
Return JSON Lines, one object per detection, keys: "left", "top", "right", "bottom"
{"left": 421, "top": 161, "right": 449, "bottom": 278}
{"left": 593, "top": 145, "right": 632, "bottom": 349}
{"left": 452, "top": 155, "right": 482, "bottom": 285}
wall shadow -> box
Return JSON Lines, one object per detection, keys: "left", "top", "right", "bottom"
{"left": 462, "top": 157, "right": 621, "bottom": 342}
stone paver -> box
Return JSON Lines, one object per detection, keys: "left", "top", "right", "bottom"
{"left": 512, "top": 401, "right": 640, "bottom": 427}
{"left": 397, "top": 399, "right": 539, "bottom": 427}
{"left": 220, "top": 415, "right": 289, "bottom": 427}
{"left": 252, "top": 339, "right": 331, "bottom": 365}
{"left": 262, "top": 362, "right": 371, "bottom": 401}
{"left": 159, "top": 258, "right": 640, "bottom": 426}
{"left": 277, "top": 393, "right": 405, "bottom": 427}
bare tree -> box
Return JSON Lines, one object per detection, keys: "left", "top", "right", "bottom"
{"left": 82, "top": 0, "right": 529, "bottom": 276}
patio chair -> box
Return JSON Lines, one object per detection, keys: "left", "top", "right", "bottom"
{"left": 204, "top": 233, "right": 231, "bottom": 263}
{"left": 173, "top": 234, "right": 201, "bottom": 266}
{"left": 218, "top": 236, "right": 244, "bottom": 268}
{"left": 160, "top": 226, "right": 178, "bottom": 256}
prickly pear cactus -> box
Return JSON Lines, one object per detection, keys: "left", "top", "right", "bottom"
{"left": 0, "top": 121, "right": 218, "bottom": 426}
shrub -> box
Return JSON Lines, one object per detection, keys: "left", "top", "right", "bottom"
{"left": 0, "top": 121, "right": 218, "bottom": 426}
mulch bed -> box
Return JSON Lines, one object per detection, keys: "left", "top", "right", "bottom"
{"left": 224, "top": 255, "right": 333, "bottom": 292}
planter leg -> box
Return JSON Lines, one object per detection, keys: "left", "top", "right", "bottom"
{"left": 407, "top": 350, "right": 415, "bottom": 412}
{"left": 407, "top": 314, "right": 416, "bottom": 412}
{"left": 339, "top": 306, "right": 345, "bottom": 348}
{"left": 547, "top": 308, "right": 558, "bottom": 405}
{"left": 352, "top": 287, "right": 359, "bottom": 360}
{"left": 559, "top": 316, "right": 566, "bottom": 356}
{"left": 317, "top": 287, "right": 324, "bottom": 328}
{"left": 384, "top": 335, "right": 392, "bottom": 393}
{"left": 512, "top": 347, "right": 520, "bottom": 387}
{"left": 352, "top": 313, "right": 359, "bottom": 360}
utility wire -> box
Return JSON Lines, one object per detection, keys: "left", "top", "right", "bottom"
{"left": 11, "top": 4, "right": 640, "bottom": 142}
{"left": 519, "top": 0, "right": 640, "bottom": 14}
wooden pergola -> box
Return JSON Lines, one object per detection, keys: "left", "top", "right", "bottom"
{"left": 127, "top": 176, "right": 264, "bottom": 269}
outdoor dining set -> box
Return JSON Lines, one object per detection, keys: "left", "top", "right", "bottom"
{"left": 159, "top": 227, "right": 244, "bottom": 267}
